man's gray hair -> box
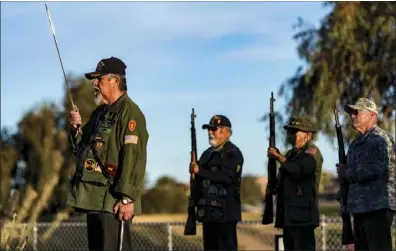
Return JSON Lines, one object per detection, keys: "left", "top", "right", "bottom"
{"left": 108, "top": 73, "right": 127, "bottom": 91}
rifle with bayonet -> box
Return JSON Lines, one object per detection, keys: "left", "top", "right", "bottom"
{"left": 334, "top": 104, "right": 354, "bottom": 245}
{"left": 262, "top": 92, "right": 277, "bottom": 224}
{"left": 184, "top": 108, "right": 198, "bottom": 235}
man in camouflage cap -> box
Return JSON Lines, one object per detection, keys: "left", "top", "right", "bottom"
{"left": 337, "top": 98, "right": 395, "bottom": 251}
{"left": 267, "top": 116, "right": 323, "bottom": 250}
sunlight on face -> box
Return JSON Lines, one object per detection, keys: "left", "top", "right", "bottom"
{"left": 208, "top": 127, "right": 230, "bottom": 147}
{"left": 350, "top": 109, "right": 375, "bottom": 129}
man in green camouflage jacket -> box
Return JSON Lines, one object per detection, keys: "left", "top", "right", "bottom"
{"left": 68, "top": 57, "right": 149, "bottom": 251}
{"left": 337, "top": 98, "right": 395, "bottom": 251}
{"left": 267, "top": 117, "right": 323, "bottom": 251}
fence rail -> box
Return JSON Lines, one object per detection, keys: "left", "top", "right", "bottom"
{"left": 5, "top": 215, "right": 396, "bottom": 251}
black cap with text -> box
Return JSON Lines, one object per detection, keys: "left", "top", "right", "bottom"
{"left": 202, "top": 115, "right": 232, "bottom": 130}
{"left": 85, "top": 57, "right": 127, "bottom": 80}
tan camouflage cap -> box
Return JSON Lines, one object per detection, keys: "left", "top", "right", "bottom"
{"left": 283, "top": 116, "right": 317, "bottom": 132}
{"left": 345, "top": 98, "right": 378, "bottom": 114}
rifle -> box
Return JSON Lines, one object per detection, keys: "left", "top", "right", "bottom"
{"left": 184, "top": 108, "right": 197, "bottom": 235}
{"left": 334, "top": 104, "right": 355, "bottom": 245}
{"left": 262, "top": 92, "right": 277, "bottom": 224}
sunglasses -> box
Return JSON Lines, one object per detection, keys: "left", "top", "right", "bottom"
{"left": 287, "top": 128, "right": 299, "bottom": 134}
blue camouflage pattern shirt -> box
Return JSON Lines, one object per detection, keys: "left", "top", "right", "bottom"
{"left": 342, "top": 125, "right": 396, "bottom": 214}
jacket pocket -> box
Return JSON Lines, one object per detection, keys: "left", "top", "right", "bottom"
{"left": 287, "top": 198, "right": 312, "bottom": 223}
{"left": 80, "top": 159, "right": 109, "bottom": 186}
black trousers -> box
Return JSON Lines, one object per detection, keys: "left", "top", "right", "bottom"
{"left": 352, "top": 209, "right": 395, "bottom": 251}
{"left": 86, "top": 212, "right": 133, "bottom": 251}
{"left": 283, "top": 226, "right": 316, "bottom": 251}
{"left": 202, "top": 222, "right": 238, "bottom": 250}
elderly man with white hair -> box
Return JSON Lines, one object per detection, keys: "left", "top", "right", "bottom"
{"left": 337, "top": 98, "right": 395, "bottom": 251}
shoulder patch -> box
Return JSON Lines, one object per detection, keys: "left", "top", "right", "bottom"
{"left": 128, "top": 120, "right": 136, "bottom": 131}
{"left": 305, "top": 147, "right": 317, "bottom": 155}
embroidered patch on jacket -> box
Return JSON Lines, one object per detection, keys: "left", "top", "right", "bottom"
{"left": 84, "top": 159, "right": 96, "bottom": 172}
{"left": 128, "top": 120, "right": 136, "bottom": 131}
{"left": 125, "top": 135, "right": 138, "bottom": 144}
{"left": 305, "top": 147, "right": 317, "bottom": 155}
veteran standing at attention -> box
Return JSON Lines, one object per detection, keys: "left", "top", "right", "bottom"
{"left": 67, "top": 57, "right": 149, "bottom": 251}
{"left": 267, "top": 117, "right": 323, "bottom": 251}
{"left": 337, "top": 98, "right": 395, "bottom": 251}
{"left": 189, "top": 115, "right": 244, "bottom": 251}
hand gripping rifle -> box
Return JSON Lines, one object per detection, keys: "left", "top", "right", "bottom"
{"left": 184, "top": 108, "right": 197, "bottom": 235}
{"left": 334, "top": 104, "right": 354, "bottom": 245}
{"left": 262, "top": 92, "right": 277, "bottom": 224}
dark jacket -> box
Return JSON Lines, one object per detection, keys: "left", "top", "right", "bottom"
{"left": 195, "top": 140, "right": 244, "bottom": 223}
{"left": 275, "top": 143, "right": 323, "bottom": 228}
{"left": 340, "top": 125, "right": 396, "bottom": 214}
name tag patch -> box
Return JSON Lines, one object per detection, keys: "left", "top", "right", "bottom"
{"left": 125, "top": 135, "right": 138, "bottom": 144}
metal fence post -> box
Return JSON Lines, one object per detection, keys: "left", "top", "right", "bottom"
{"left": 321, "top": 215, "right": 327, "bottom": 251}
{"left": 33, "top": 222, "right": 38, "bottom": 251}
{"left": 167, "top": 223, "right": 173, "bottom": 251}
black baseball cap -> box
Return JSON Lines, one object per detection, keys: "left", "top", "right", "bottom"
{"left": 202, "top": 115, "right": 232, "bottom": 130}
{"left": 85, "top": 57, "right": 127, "bottom": 80}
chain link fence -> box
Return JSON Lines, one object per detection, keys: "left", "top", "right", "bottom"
{"left": 11, "top": 216, "right": 396, "bottom": 250}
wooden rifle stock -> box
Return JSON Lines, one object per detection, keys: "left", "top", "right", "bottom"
{"left": 262, "top": 92, "right": 277, "bottom": 224}
{"left": 184, "top": 108, "right": 197, "bottom": 235}
{"left": 334, "top": 105, "right": 354, "bottom": 245}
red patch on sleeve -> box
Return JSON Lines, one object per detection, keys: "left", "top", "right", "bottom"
{"left": 128, "top": 120, "right": 136, "bottom": 131}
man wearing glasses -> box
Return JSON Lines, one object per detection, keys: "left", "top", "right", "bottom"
{"left": 337, "top": 98, "right": 395, "bottom": 251}
{"left": 189, "top": 115, "right": 244, "bottom": 250}
{"left": 267, "top": 117, "right": 323, "bottom": 250}
{"left": 68, "top": 57, "right": 149, "bottom": 251}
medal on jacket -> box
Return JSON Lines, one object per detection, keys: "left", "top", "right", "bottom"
{"left": 198, "top": 209, "right": 205, "bottom": 217}
{"left": 296, "top": 186, "right": 304, "bottom": 196}
{"left": 93, "top": 136, "right": 105, "bottom": 152}
{"left": 84, "top": 159, "right": 96, "bottom": 172}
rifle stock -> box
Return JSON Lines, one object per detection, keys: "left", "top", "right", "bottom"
{"left": 334, "top": 105, "right": 354, "bottom": 245}
{"left": 262, "top": 92, "right": 277, "bottom": 224}
{"left": 184, "top": 108, "right": 197, "bottom": 235}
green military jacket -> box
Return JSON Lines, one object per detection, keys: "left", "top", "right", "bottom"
{"left": 67, "top": 93, "right": 149, "bottom": 215}
{"left": 274, "top": 142, "right": 323, "bottom": 228}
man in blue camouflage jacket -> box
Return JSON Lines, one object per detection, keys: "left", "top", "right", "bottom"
{"left": 337, "top": 98, "right": 395, "bottom": 251}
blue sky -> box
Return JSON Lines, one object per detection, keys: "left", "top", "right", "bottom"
{"left": 1, "top": 1, "right": 337, "bottom": 187}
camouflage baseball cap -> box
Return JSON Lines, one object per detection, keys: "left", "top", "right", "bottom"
{"left": 283, "top": 116, "right": 317, "bottom": 132}
{"left": 345, "top": 98, "right": 378, "bottom": 114}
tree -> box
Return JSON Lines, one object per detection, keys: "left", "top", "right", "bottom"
{"left": 141, "top": 176, "right": 188, "bottom": 214}
{"left": 0, "top": 129, "right": 19, "bottom": 216}
{"left": 267, "top": 2, "right": 396, "bottom": 144}
{"left": 240, "top": 175, "right": 263, "bottom": 205}
{"left": 318, "top": 171, "right": 335, "bottom": 194}
{"left": 17, "top": 103, "right": 66, "bottom": 217}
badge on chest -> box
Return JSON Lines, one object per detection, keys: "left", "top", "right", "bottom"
{"left": 296, "top": 185, "right": 304, "bottom": 196}
{"left": 84, "top": 158, "right": 101, "bottom": 172}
